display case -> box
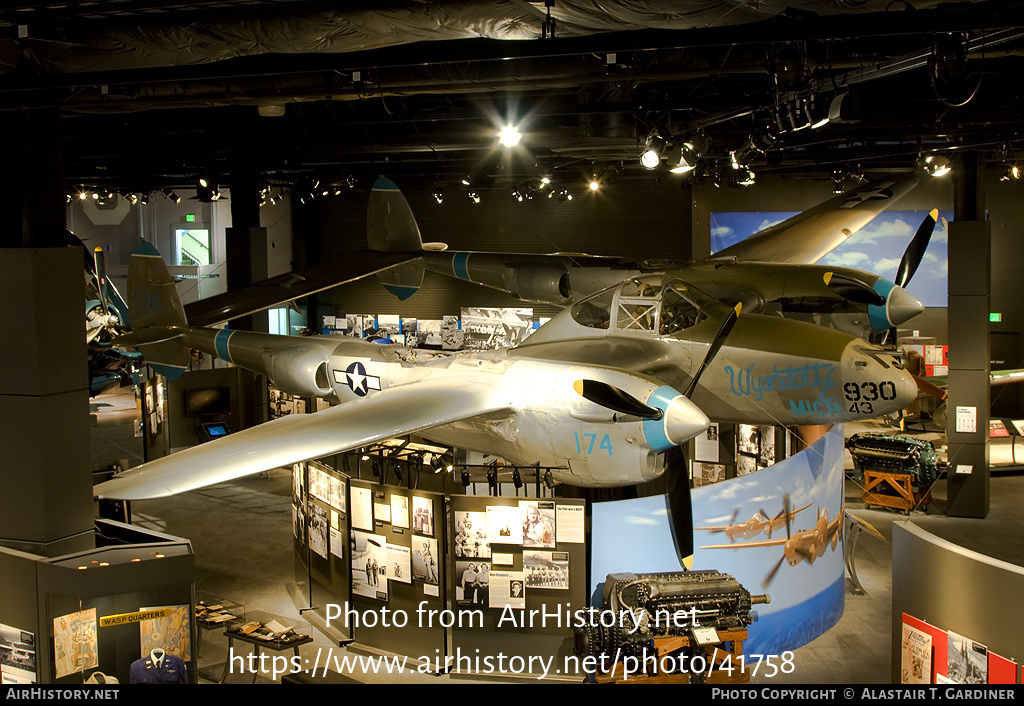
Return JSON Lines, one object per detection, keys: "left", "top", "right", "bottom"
{"left": 194, "top": 592, "right": 244, "bottom": 629}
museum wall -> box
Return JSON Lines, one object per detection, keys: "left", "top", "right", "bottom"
{"left": 891, "top": 521, "right": 1024, "bottom": 684}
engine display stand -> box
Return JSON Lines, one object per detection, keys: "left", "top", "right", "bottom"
{"left": 593, "top": 628, "right": 750, "bottom": 684}
{"left": 862, "top": 470, "right": 931, "bottom": 514}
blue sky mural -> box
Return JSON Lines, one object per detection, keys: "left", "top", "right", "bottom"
{"left": 711, "top": 210, "right": 952, "bottom": 308}
{"left": 590, "top": 425, "right": 847, "bottom": 656}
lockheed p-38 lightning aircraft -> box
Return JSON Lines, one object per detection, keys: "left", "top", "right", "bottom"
{"left": 94, "top": 225, "right": 918, "bottom": 502}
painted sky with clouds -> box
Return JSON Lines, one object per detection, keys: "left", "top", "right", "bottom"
{"left": 711, "top": 210, "right": 952, "bottom": 307}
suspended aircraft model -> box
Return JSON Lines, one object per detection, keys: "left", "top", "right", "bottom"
{"left": 369, "top": 175, "right": 934, "bottom": 346}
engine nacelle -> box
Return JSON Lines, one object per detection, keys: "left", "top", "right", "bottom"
{"left": 262, "top": 346, "right": 333, "bottom": 398}
{"left": 503, "top": 263, "right": 572, "bottom": 304}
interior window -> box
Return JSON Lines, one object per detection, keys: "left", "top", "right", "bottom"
{"left": 659, "top": 283, "right": 707, "bottom": 334}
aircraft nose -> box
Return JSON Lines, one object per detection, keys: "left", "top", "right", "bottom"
{"left": 886, "top": 285, "right": 925, "bottom": 327}
{"left": 841, "top": 342, "right": 918, "bottom": 417}
{"left": 868, "top": 281, "right": 924, "bottom": 331}
{"left": 663, "top": 394, "right": 712, "bottom": 447}
{"left": 642, "top": 386, "right": 710, "bottom": 452}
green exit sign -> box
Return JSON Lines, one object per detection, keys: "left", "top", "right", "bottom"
{"left": 186, "top": 214, "right": 195, "bottom": 222}
{"left": 990, "top": 313, "right": 1002, "bottom": 322}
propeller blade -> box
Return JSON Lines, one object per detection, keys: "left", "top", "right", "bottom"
{"left": 913, "top": 374, "right": 948, "bottom": 401}
{"left": 685, "top": 303, "right": 741, "bottom": 398}
{"left": 894, "top": 208, "right": 939, "bottom": 288}
{"left": 763, "top": 555, "right": 785, "bottom": 588}
{"left": 664, "top": 446, "right": 694, "bottom": 565}
{"left": 783, "top": 494, "right": 792, "bottom": 540}
{"left": 822, "top": 272, "right": 886, "bottom": 306}
{"left": 573, "top": 379, "right": 663, "bottom": 419}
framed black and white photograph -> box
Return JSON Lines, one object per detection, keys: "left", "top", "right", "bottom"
{"left": 454, "top": 510, "right": 490, "bottom": 558}
{"left": 455, "top": 561, "right": 491, "bottom": 607}
{"left": 412, "top": 495, "right": 434, "bottom": 536}
{"left": 411, "top": 536, "right": 439, "bottom": 585}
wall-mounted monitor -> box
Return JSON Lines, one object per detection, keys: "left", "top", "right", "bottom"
{"left": 184, "top": 386, "right": 231, "bottom": 417}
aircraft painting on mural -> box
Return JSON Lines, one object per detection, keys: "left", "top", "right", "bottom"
{"left": 693, "top": 500, "right": 813, "bottom": 543}
{"left": 590, "top": 424, "right": 849, "bottom": 657}
{"left": 367, "top": 175, "right": 937, "bottom": 347}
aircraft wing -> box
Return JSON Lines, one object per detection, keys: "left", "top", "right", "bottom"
{"left": 182, "top": 250, "right": 417, "bottom": 327}
{"left": 700, "top": 537, "right": 788, "bottom": 550}
{"left": 712, "top": 173, "right": 919, "bottom": 264}
{"left": 94, "top": 377, "right": 510, "bottom": 500}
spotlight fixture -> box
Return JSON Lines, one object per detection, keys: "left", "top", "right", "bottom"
{"left": 917, "top": 154, "right": 952, "bottom": 177}
{"left": 162, "top": 188, "right": 180, "bottom": 204}
{"left": 832, "top": 170, "right": 845, "bottom": 194}
{"left": 1001, "top": 165, "right": 1021, "bottom": 181}
{"left": 512, "top": 468, "right": 523, "bottom": 489}
{"left": 486, "top": 464, "right": 498, "bottom": 490}
{"left": 467, "top": 191, "right": 481, "bottom": 204}
{"left": 511, "top": 188, "right": 524, "bottom": 202}
{"left": 461, "top": 469, "right": 471, "bottom": 488}
{"left": 433, "top": 190, "right": 444, "bottom": 204}
{"left": 538, "top": 175, "right": 551, "bottom": 189}
{"left": 588, "top": 179, "right": 599, "bottom": 191}
{"left": 499, "top": 125, "right": 522, "bottom": 148}
{"left": 668, "top": 136, "right": 707, "bottom": 174}
{"left": 639, "top": 133, "right": 669, "bottom": 170}
{"left": 543, "top": 470, "right": 556, "bottom": 489}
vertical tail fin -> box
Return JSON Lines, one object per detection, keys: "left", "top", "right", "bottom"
{"left": 368, "top": 177, "right": 426, "bottom": 301}
{"left": 127, "top": 241, "right": 190, "bottom": 377}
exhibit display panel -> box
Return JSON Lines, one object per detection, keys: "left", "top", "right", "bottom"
{"left": 892, "top": 522, "right": 1024, "bottom": 683}
{"left": 345, "top": 480, "right": 447, "bottom": 664}
{"left": 448, "top": 495, "right": 587, "bottom": 678}
{"left": 1, "top": 519, "right": 195, "bottom": 685}
{"left": 591, "top": 424, "right": 847, "bottom": 657}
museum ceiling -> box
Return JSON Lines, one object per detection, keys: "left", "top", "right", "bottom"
{"left": 2, "top": 0, "right": 1023, "bottom": 198}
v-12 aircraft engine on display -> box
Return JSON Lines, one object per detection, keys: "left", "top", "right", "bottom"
{"left": 573, "top": 570, "right": 769, "bottom": 663}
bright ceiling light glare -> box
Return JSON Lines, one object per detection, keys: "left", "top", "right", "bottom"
{"left": 919, "top": 154, "right": 952, "bottom": 177}
{"left": 640, "top": 149, "right": 661, "bottom": 170}
{"left": 588, "top": 179, "right": 599, "bottom": 191}
{"left": 1000, "top": 165, "right": 1020, "bottom": 181}
{"left": 433, "top": 191, "right": 444, "bottom": 204}
{"left": 498, "top": 125, "right": 522, "bottom": 148}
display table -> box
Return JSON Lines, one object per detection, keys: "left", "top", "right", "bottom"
{"left": 220, "top": 610, "right": 312, "bottom": 684}
{"left": 594, "top": 628, "right": 750, "bottom": 684}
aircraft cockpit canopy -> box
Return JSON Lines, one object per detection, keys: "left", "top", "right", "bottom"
{"left": 570, "top": 275, "right": 710, "bottom": 335}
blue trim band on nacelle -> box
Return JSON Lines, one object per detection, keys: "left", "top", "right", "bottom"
{"left": 453, "top": 252, "right": 471, "bottom": 281}
{"left": 372, "top": 177, "right": 400, "bottom": 191}
{"left": 867, "top": 279, "right": 897, "bottom": 332}
{"left": 214, "top": 329, "right": 234, "bottom": 364}
{"left": 643, "top": 385, "right": 684, "bottom": 453}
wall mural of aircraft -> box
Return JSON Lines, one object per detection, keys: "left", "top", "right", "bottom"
{"left": 693, "top": 501, "right": 813, "bottom": 542}
{"left": 700, "top": 495, "right": 843, "bottom": 588}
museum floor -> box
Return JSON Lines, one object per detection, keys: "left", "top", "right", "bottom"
{"left": 89, "top": 391, "right": 1024, "bottom": 685}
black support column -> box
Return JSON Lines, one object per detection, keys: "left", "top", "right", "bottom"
{"left": 945, "top": 152, "right": 990, "bottom": 518}
{"left": 0, "top": 109, "right": 95, "bottom": 556}
{"left": 225, "top": 158, "right": 270, "bottom": 429}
